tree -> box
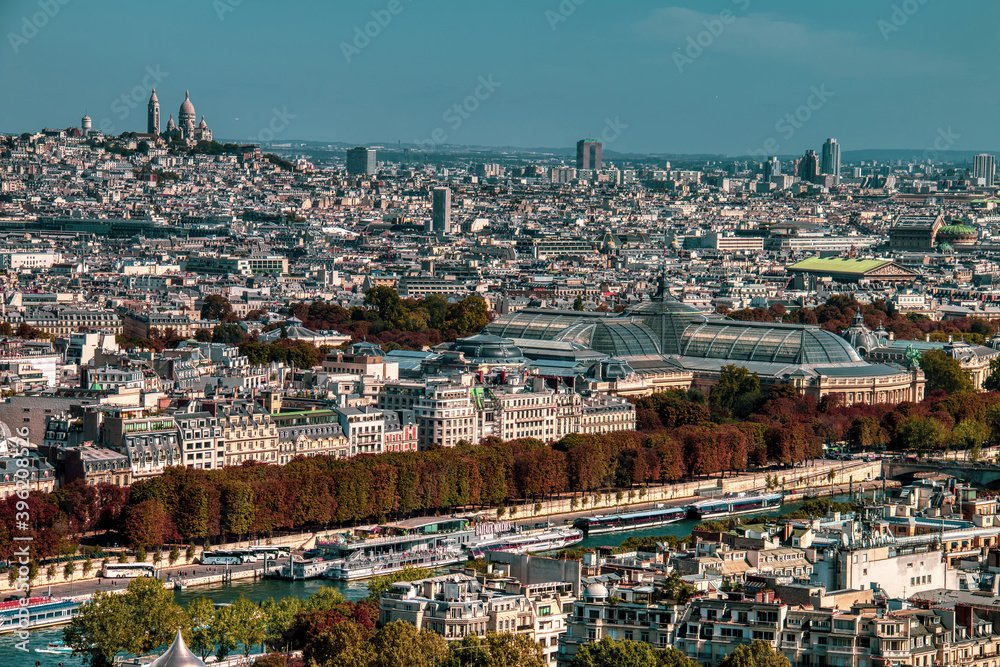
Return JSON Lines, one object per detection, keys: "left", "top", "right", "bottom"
{"left": 986, "top": 358, "right": 1000, "bottom": 392}
{"left": 717, "top": 639, "right": 791, "bottom": 667}
{"left": 898, "top": 416, "right": 949, "bottom": 454}
{"left": 187, "top": 596, "right": 217, "bottom": 660}
{"left": 123, "top": 500, "right": 167, "bottom": 549}
{"left": 573, "top": 295, "right": 585, "bottom": 311}
{"left": 364, "top": 286, "right": 406, "bottom": 330}
{"left": 659, "top": 647, "right": 701, "bottom": 667}
{"left": 951, "top": 419, "right": 988, "bottom": 461}
{"left": 846, "top": 416, "right": 886, "bottom": 450}
{"left": 201, "top": 294, "right": 234, "bottom": 321}
{"left": 221, "top": 481, "right": 256, "bottom": 540}
{"left": 64, "top": 578, "right": 186, "bottom": 666}
{"left": 710, "top": 365, "right": 761, "bottom": 416}
{"left": 261, "top": 596, "right": 302, "bottom": 651}
{"left": 920, "top": 349, "right": 974, "bottom": 394}
{"left": 225, "top": 595, "right": 267, "bottom": 657}
{"left": 570, "top": 637, "right": 660, "bottom": 667}
{"left": 304, "top": 585, "right": 346, "bottom": 611}
{"left": 449, "top": 632, "right": 545, "bottom": 667}
{"left": 346, "top": 620, "right": 450, "bottom": 667}
{"left": 212, "top": 323, "right": 245, "bottom": 346}
{"left": 303, "top": 620, "right": 371, "bottom": 666}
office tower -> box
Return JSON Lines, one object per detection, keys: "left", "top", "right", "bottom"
{"left": 431, "top": 187, "right": 451, "bottom": 235}
{"left": 346, "top": 146, "right": 377, "bottom": 175}
{"left": 576, "top": 139, "right": 602, "bottom": 170}
{"left": 797, "top": 150, "right": 818, "bottom": 183}
{"left": 821, "top": 138, "right": 840, "bottom": 182}
{"left": 147, "top": 89, "right": 160, "bottom": 135}
{"left": 763, "top": 156, "right": 781, "bottom": 182}
{"left": 974, "top": 154, "right": 995, "bottom": 186}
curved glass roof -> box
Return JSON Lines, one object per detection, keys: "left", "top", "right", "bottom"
{"left": 678, "top": 322, "right": 863, "bottom": 365}
{"left": 486, "top": 310, "right": 660, "bottom": 357}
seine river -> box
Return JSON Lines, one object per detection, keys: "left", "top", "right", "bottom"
{"left": 3, "top": 494, "right": 850, "bottom": 667}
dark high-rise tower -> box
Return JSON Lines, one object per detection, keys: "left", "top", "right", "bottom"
{"left": 431, "top": 187, "right": 451, "bottom": 236}
{"left": 147, "top": 89, "right": 160, "bottom": 135}
{"left": 576, "top": 139, "right": 602, "bottom": 170}
{"left": 821, "top": 138, "right": 841, "bottom": 183}
{"left": 346, "top": 146, "right": 376, "bottom": 175}
{"left": 798, "top": 150, "right": 818, "bottom": 183}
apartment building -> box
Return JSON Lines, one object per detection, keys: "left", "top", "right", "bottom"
{"left": 207, "top": 400, "right": 279, "bottom": 465}
{"left": 121, "top": 310, "right": 193, "bottom": 339}
{"left": 378, "top": 380, "right": 478, "bottom": 449}
{"left": 174, "top": 409, "right": 224, "bottom": 470}
{"left": 380, "top": 572, "right": 576, "bottom": 667}
{"left": 18, "top": 308, "right": 122, "bottom": 336}
{"left": 95, "top": 407, "right": 182, "bottom": 479}
{"left": 322, "top": 341, "right": 399, "bottom": 381}
{"left": 271, "top": 408, "right": 350, "bottom": 463}
{"left": 333, "top": 405, "right": 385, "bottom": 456}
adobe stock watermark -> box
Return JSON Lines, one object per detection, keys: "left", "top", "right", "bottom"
{"left": 746, "top": 84, "right": 834, "bottom": 158}
{"left": 414, "top": 75, "right": 501, "bottom": 150}
{"left": 340, "top": 0, "right": 413, "bottom": 63}
{"left": 545, "top": 0, "right": 585, "bottom": 31}
{"left": 213, "top": 0, "right": 242, "bottom": 21}
{"left": 8, "top": 425, "right": 34, "bottom": 653}
{"left": 674, "top": 0, "right": 751, "bottom": 73}
{"left": 596, "top": 116, "right": 628, "bottom": 146}
{"left": 878, "top": 0, "right": 931, "bottom": 41}
{"left": 95, "top": 65, "right": 169, "bottom": 136}
{"left": 8, "top": 0, "right": 72, "bottom": 54}
{"left": 912, "top": 127, "right": 960, "bottom": 164}
{"left": 248, "top": 107, "right": 296, "bottom": 144}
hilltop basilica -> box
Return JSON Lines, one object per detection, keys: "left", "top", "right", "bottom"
{"left": 146, "top": 89, "right": 212, "bottom": 144}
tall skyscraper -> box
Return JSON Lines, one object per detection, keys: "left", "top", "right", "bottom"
{"left": 576, "top": 139, "right": 602, "bottom": 170}
{"left": 798, "top": 150, "right": 819, "bottom": 183}
{"left": 346, "top": 146, "right": 376, "bottom": 175}
{"left": 763, "top": 156, "right": 781, "bottom": 182}
{"left": 821, "top": 138, "right": 841, "bottom": 182}
{"left": 147, "top": 89, "right": 160, "bottom": 135}
{"left": 431, "top": 187, "right": 451, "bottom": 235}
{"left": 974, "top": 154, "right": 996, "bottom": 186}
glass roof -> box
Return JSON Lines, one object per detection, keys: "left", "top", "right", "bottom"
{"left": 679, "top": 322, "right": 862, "bottom": 365}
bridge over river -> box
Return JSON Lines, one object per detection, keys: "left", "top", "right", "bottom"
{"left": 883, "top": 458, "right": 1000, "bottom": 488}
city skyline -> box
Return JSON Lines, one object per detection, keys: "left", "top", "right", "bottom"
{"left": 1, "top": 0, "right": 999, "bottom": 155}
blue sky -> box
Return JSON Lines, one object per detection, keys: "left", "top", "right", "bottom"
{"left": 0, "top": 0, "right": 996, "bottom": 156}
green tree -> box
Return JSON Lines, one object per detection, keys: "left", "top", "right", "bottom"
{"left": 63, "top": 590, "right": 134, "bottom": 667}
{"left": 186, "top": 596, "right": 217, "bottom": 660}
{"left": 304, "top": 620, "right": 371, "bottom": 666}
{"left": 261, "top": 596, "right": 302, "bottom": 651}
{"left": 226, "top": 595, "right": 267, "bottom": 657}
{"left": 364, "top": 286, "right": 406, "bottom": 329}
{"left": 169, "top": 545, "right": 180, "bottom": 566}
{"left": 212, "top": 323, "right": 245, "bottom": 346}
{"left": 659, "top": 647, "right": 701, "bottom": 667}
{"left": 920, "top": 348, "right": 974, "bottom": 394}
{"left": 201, "top": 294, "right": 235, "bottom": 321}
{"left": 573, "top": 295, "right": 585, "bottom": 311}
{"left": 64, "top": 578, "right": 186, "bottom": 666}
{"left": 304, "top": 585, "right": 346, "bottom": 611}
{"left": 710, "top": 364, "right": 761, "bottom": 416}
{"left": 345, "top": 620, "right": 450, "bottom": 667}
{"left": 985, "top": 358, "right": 1000, "bottom": 392}
{"left": 951, "top": 419, "right": 988, "bottom": 461}
{"left": 846, "top": 416, "right": 885, "bottom": 450}
{"left": 898, "top": 416, "right": 949, "bottom": 453}
{"left": 221, "top": 481, "right": 256, "bottom": 540}
{"left": 449, "top": 631, "right": 545, "bottom": 667}
{"left": 570, "top": 637, "right": 660, "bottom": 667}
{"left": 717, "top": 639, "right": 791, "bottom": 667}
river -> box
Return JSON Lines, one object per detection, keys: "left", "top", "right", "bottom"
{"left": 2, "top": 494, "right": 850, "bottom": 667}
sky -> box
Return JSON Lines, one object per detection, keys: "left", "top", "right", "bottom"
{"left": 0, "top": 0, "right": 997, "bottom": 157}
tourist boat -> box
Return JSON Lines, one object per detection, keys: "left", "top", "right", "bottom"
{"left": 685, "top": 491, "right": 785, "bottom": 520}
{"left": 0, "top": 595, "right": 81, "bottom": 634}
{"left": 572, "top": 505, "right": 686, "bottom": 535}
{"left": 466, "top": 526, "right": 583, "bottom": 556}
{"left": 37, "top": 640, "right": 74, "bottom": 654}
{"left": 323, "top": 542, "right": 466, "bottom": 581}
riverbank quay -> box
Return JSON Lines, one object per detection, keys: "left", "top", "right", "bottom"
{"left": 0, "top": 458, "right": 880, "bottom": 596}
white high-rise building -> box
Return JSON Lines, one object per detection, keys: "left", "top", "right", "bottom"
{"left": 973, "top": 154, "right": 995, "bottom": 187}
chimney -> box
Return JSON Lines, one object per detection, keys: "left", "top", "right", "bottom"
{"left": 889, "top": 332, "right": 895, "bottom": 341}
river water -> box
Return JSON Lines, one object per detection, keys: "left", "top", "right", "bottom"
{"left": 3, "top": 494, "right": 850, "bottom": 667}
